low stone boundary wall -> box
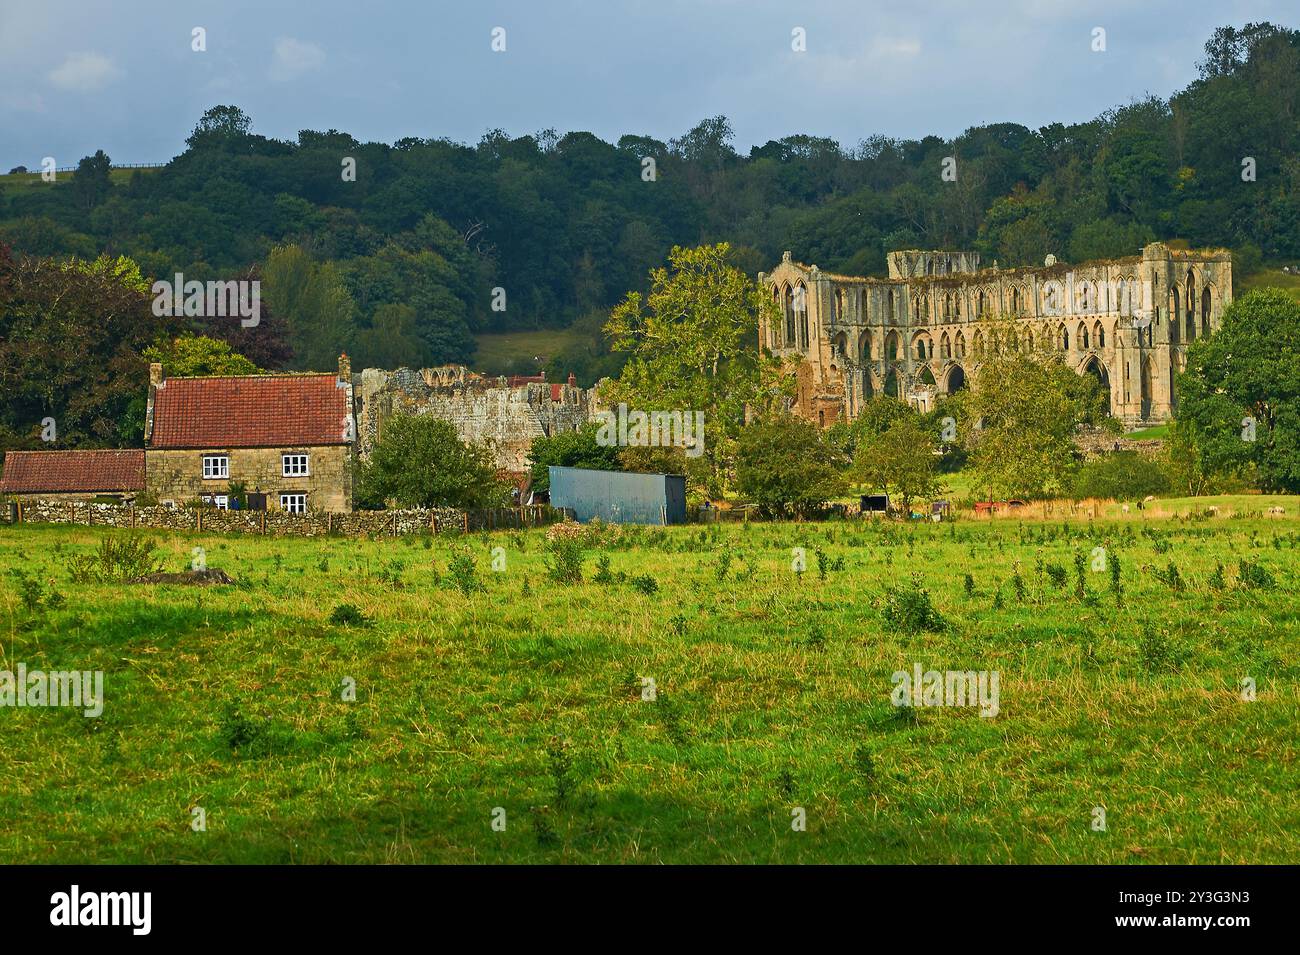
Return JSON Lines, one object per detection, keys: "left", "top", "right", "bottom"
{"left": 1, "top": 500, "right": 566, "bottom": 537}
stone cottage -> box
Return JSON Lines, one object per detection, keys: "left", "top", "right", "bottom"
{"left": 144, "top": 355, "right": 354, "bottom": 512}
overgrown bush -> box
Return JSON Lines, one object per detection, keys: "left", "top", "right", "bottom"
{"left": 67, "top": 535, "right": 165, "bottom": 583}
{"left": 880, "top": 576, "right": 946, "bottom": 634}
{"left": 329, "top": 603, "right": 371, "bottom": 627}
{"left": 544, "top": 535, "right": 585, "bottom": 584}
{"left": 1073, "top": 451, "right": 1170, "bottom": 500}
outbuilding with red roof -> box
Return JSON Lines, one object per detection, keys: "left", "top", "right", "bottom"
{"left": 0, "top": 449, "right": 146, "bottom": 502}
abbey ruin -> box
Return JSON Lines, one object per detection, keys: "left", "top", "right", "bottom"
{"left": 759, "top": 242, "right": 1232, "bottom": 428}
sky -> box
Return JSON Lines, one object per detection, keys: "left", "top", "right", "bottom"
{"left": 0, "top": 0, "right": 1295, "bottom": 170}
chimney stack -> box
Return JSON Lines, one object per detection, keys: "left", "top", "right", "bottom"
{"left": 149, "top": 362, "right": 165, "bottom": 389}
{"left": 338, "top": 352, "right": 352, "bottom": 384}
{"left": 567, "top": 372, "right": 576, "bottom": 388}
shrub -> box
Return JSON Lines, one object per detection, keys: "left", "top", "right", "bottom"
{"left": 445, "top": 549, "right": 480, "bottom": 595}
{"left": 67, "top": 535, "right": 165, "bottom": 583}
{"left": 219, "top": 699, "right": 266, "bottom": 752}
{"left": 544, "top": 535, "right": 585, "bottom": 584}
{"left": 1045, "top": 563, "right": 1068, "bottom": 589}
{"left": 630, "top": 573, "right": 658, "bottom": 595}
{"left": 1237, "top": 558, "right": 1276, "bottom": 590}
{"left": 592, "top": 554, "right": 615, "bottom": 585}
{"left": 329, "top": 603, "right": 370, "bottom": 627}
{"left": 881, "top": 576, "right": 946, "bottom": 634}
{"left": 1073, "top": 451, "right": 1170, "bottom": 500}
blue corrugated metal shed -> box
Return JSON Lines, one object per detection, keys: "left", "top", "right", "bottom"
{"left": 548, "top": 466, "right": 686, "bottom": 525}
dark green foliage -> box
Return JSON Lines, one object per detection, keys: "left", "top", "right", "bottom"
{"left": 328, "top": 603, "right": 370, "bottom": 627}
{"left": 544, "top": 535, "right": 585, "bottom": 584}
{"left": 355, "top": 414, "right": 506, "bottom": 510}
{"left": 67, "top": 535, "right": 165, "bottom": 583}
{"left": 1177, "top": 290, "right": 1300, "bottom": 493}
{"left": 527, "top": 423, "right": 622, "bottom": 495}
{"left": 1237, "top": 558, "right": 1276, "bottom": 590}
{"left": 445, "top": 549, "right": 481, "bottom": 595}
{"left": 881, "top": 576, "right": 946, "bottom": 634}
{"left": 736, "top": 414, "right": 847, "bottom": 515}
{"left": 1073, "top": 452, "right": 1171, "bottom": 500}
{"left": 630, "top": 573, "right": 658, "bottom": 595}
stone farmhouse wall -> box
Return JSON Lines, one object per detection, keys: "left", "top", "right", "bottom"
{"left": 0, "top": 499, "right": 548, "bottom": 537}
{"left": 146, "top": 445, "right": 353, "bottom": 512}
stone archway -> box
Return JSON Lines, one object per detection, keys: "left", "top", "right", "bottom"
{"left": 1140, "top": 355, "right": 1154, "bottom": 420}
{"left": 946, "top": 364, "right": 967, "bottom": 394}
{"left": 1082, "top": 355, "right": 1111, "bottom": 416}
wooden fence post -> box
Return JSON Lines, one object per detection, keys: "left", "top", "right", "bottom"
{"left": 431, "top": 512, "right": 438, "bottom": 534}
{"left": 197, "top": 508, "right": 202, "bottom": 533}
{"left": 463, "top": 511, "right": 469, "bottom": 533}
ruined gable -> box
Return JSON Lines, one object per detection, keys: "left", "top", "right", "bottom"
{"left": 353, "top": 366, "right": 594, "bottom": 474}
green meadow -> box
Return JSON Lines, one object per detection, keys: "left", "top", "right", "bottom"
{"left": 1, "top": 510, "right": 1297, "bottom": 864}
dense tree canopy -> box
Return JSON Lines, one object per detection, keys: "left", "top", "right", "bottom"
{"left": 355, "top": 415, "right": 507, "bottom": 509}
{"left": 1175, "top": 288, "right": 1300, "bottom": 492}
{"left": 1, "top": 22, "right": 1296, "bottom": 380}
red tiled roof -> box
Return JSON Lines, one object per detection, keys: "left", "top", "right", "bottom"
{"left": 506, "top": 374, "right": 546, "bottom": 387}
{"left": 150, "top": 374, "right": 348, "bottom": 449}
{"left": 0, "top": 450, "right": 145, "bottom": 494}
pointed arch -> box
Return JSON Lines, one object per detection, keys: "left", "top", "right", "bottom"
{"left": 783, "top": 283, "right": 795, "bottom": 345}
{"left": 1082, "top": 355, "right": 1111, "bottom": 415}
{"left": 1093, "top": 320, "right": 1105, "bottom": 350}
{"left": 790, "top": 278, "right": 800, "bottom": 348}
{"left": 946, "top": 364, "right": 967, "bottom": 393}
{"left": 1077, "top": 321, "right": 1089, "bottom": 350}
{"left": 1201, "top": 286, "right": 1212, "bottom": 336}
{"left": 884, "top": 330, "right": 899, "bottom": 361}
{"left": 832, "top": 331, "right": 848, "bottom": 360}
{"left": 1140, "top": 354, "right": 1155, "bottom": 420}
{"left": 940, "top": 331, "right": 952, "bottom": 359}
{"left": 955, "top": 331, "right": 967, "bottom": 358}
{"left": 884, "top": 368, "right": 899, "bottom": 398}
{"left": 858, "top": 329, "right": 872, "bottom": 362}
{"left": 913, "top": 332, "right": 932, "bottom": 361}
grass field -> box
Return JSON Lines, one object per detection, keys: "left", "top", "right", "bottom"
{"left": 471, "top": 328, "right": 583, "bottom": 378}
{"left": 1, "top": 509, "right": 1297, "bottom": 864}
{"left": 1238, "top": 269, "right": 1300, "bottom": 305}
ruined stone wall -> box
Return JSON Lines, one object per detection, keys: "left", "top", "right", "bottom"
{"left": 761, "top": 242, "right": 1232, "bottom": 429}
{"left": 353, "top": 366, "right": 594, "bottom": 473}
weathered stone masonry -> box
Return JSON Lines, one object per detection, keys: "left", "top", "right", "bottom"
{"left": 760, "top": 242, "right": 1232, "bottom": 429}
{"left": 352, "top": 365, "right": 594, "bottom": 475}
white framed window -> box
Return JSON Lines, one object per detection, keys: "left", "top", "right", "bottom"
{"left": 282, "top": 453, "right": 310, "bottom": 477}
{"left": 202, "top": 494, "right": 229, "bottom": 510}
{"left": 202, "top": 455, "right": 229, "bottom": 479}
{"left": 280, "top": 493, "right": 307, "bottom": 514}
